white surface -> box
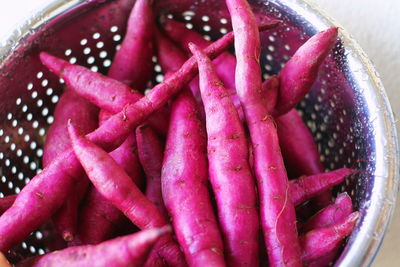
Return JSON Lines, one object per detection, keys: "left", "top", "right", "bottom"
{"left": 0, "top": 0, "right": 399, "bottom": 265}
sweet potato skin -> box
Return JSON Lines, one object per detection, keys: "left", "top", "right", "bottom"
{"left": 190, "top": 43, "right": 259, "bottom": 267}
{"left": 226, "top": 0, "right": 301, "bottom": 265}
{"left": 68, "top": 123, "right": 185, "bottom": 266}
{"left": 0, "top": 26, "right": 256, "bottom": 253}
{"left": 136, "top": 125, "right": 168, "bottom": 218}
{"left": 162, "top": 90, "right": 225, "bottom": 267}
{"left": 276, "top": 27, "right": 338, "bottom": 116}
{"left": 22, "top": 227, "right": 171, "bottom": 267}
{"left": 107, "top": 0, "right": 155, "bottom": 91}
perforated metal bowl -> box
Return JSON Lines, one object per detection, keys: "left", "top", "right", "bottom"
{"left": 0, "top": 0, "right": 398, "bottom": 266}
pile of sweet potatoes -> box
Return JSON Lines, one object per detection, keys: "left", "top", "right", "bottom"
{"left": 0, "top": 0, "right": 359, "bottom": 266}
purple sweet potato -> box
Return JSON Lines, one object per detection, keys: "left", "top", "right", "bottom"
{"left": 76, "top": 133, "right": 143, "bottom": 245}
{"left": 302, "top": 192, "right": 353, "bottom": 232}
{"left": 275, "top": 27, "right": 338, "bottom": 116}
{"left": 136, "top": 125, "right": 168, "bottom": 218}
{"left": 107, "top": 0, "right": 155, "bottom": 91}
{"left": 39, "top": 53, "right": 169, "bottom": 137}
{"left": 290, "top": 168, "right": 354, "bottom": 206}
{"left": 300, "top": 212, "right": 359, "bottom": 264}
{"left": 155, "top": 29, "right": 202, "bottom": 105}
{"left": 161, "top": 90, "right": 225, "bottom": 266}
{"left": 0, "top": 195, "right": 16, "bottom": 215}
{"left": 68, "top": 123, "right": 185, "bottom": 266}
{"left": 43, "top": 89, "right": 99, "bottom": 166}
{"left": 0, "top": 25, "right": 265, "bottom": 252}
{"left": 20, "top": 227, "right": 171, "bottom": 267}
{"left": 276, "top": 109, "right": 324, "bottom": 177}
{"left": 226, "top": 0, "right": 301, "bottom": 265}
{"left": 163, "top": 19, "right": 236, "bottom": 91}
{"left": 303, "top": 193, "right": 353, "bottom": 266}
{"left": 43, "top": 89, "right": 98, "bottom": 242}
{"left": 276, "top": 109, "right": 332, "bottom": 208}
{"left": 190, "top": 43, "right": 258, "bottom": 266}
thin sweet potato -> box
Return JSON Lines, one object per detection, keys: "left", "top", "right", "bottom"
{"left": 190, "top": 43, "right": 259, "bottom": 266}
{"left": 0, "top": 195, "right": 16, "bottom": 215}
{"left": 226, "top": 0, "right": 301, "bottom": 265}
{"left": 107, "top": 0, "right": 155, "bottom": 91}
{"left": 162, "top": 90, "right": 225, "bottom": 266}
{"left": 20, "top": 227, "right": 171, "bottom": 267}
{"left": 68, "top": 123, "right": 185, "bottom": 266}
{"left": 275, "top": 27, "right": 338, "bottom": 116}
{"left": 300, "top": 212, "right": 359, "bottom": 264}
{"left": 303, "top": 192, "right": 353, "bottom": 232}
{"left": 290, "top": 168, "right": 354, "bottom": 206}
{"left": 136, "top": 125, "right": 168, "bottom": 218}
{"left": 39, "top": 53, "right": 169, "bottom": 137}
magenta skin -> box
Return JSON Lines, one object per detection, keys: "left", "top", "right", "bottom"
{"left": 0, "top": 26, "right": 259, "bottom": 253}
{"left": 302, "top": 193, "right": 353, "bottom": 266}
{"left": 155, "top": 29, "right": 202, "bottom": 106}
{"left": 276, "top": 109, "right": 324, "bottom": 177}
{"left": 163, "top": 19, "right": 236, "bottom": 92}
{"left": 77, "top": 1, "right": 153, "bottom": 243}
{"left": 107, "top": 0, "right": 155, "bottom": 91}
{"left": 42, "top": 89, "right": 99, "bottom": 166}
{"left": 276, "top": 109, "right": 332, "bottom": 208}
{"left": 275, "top": 27, "right": 338, "bottom": 116}
{"left": 39, "top": 53, "right": 169, "bottom": 136}
{"left": 76, "top": 132, "right": 143, "bottom": 245}
{"left": 290, "top": 168, "right": 354, "bottom": 206}
{"left": 305, "top": 246, "right": 340, "bottom": 267}
{"left": 161, "top": 90, "right": 225, "bottom": 267}
{"left": 190, "top": 43, "right": 259, "bottom": 267}
{"left": 226, "top": 0, "right": 301, "bottom": 266}
{"left": 136, "top": 125, "right": 168, "bottom": 218}
{"left": 20, "top": 227, "right": 171, "bottom": 267}
{"left": 302, "top": 192, "right": 353, "bottom": 233}
{"left": 68, "top": 123, "right": 185, "bottom": 267}
{"left": 43, "top": 89, "right": 98, "bottom": 242}
{"left": 0, "top": 195, "right": 16, "bottom": 215}
{"left": 300, "top": 212, "right": 359, "bottom": 263}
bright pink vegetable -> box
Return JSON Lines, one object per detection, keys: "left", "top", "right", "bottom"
{"left": 290, "top": 168, "right": 354, "bottom": 206}
{"left": 190, "top": 43, "right": 258, "bottom": 266}
{"left": 276, "top": 109, "right": 332, "bottom": 208}
{"left": 155, "top": 29, "right": 202, "bottom": 105}
{"left": 276, "top": 109, "right": 324, "bottom": 177}
{"left": 163, "top": 19, "right": 236, "bottom": 91}
{"left": 76, "top": 133, "right": 143, "bottom": 245}
{"left": 226, "top": 0, "right": 302, "bottom": 265}
{"left": 302, "top": 192, "right": 353, "bottom": 232}
{"left": 42, "top": 89, "right": 98, "bottom": 242}
{"left": 162, "top": 90, "right": 225, "bottom": 266}
{"left": 306, "top": 247, "right": 340, "bottom": 267}
{"left": 136, "top": 125, "right": 168, "bottom": 218}
{"left": 0, "top": 25, "right": 262, "bottom": 252}
{"left": 303, "top": 193, "right": 353, "bottom": 267}
{"left": 107, "top": 0, "right": 155, "bottom": 91}
{"left": 68, "top": 123, "right": 185, "bottom": 266}
{"left": 39, "top": 53, "right": 169, "bottom": 137}
{"left": 300, "top": 212, "right": 359, "bottom": 263}
{"left": 21, "top": 226, "right": 171, "bottom": 267}
{"left": 275, "top": 27, "right": 338, "bottom": 116}
{"left": 0, "top": 195, "right": 16, "bottom": 215}
{"left": 42, "top": 90, "right": 99, "bottom": 166}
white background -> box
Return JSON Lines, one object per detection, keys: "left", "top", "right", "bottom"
{"left": 0, "top": 0, "right": 399, "bottom": 266}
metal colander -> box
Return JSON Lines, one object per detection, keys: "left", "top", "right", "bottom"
{"left": 0, "top": 0, "right": 398, "bottom": 266}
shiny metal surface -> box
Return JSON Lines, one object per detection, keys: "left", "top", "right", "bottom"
{"left": 0, "top": 0, "right": 397, "bottom": 266}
